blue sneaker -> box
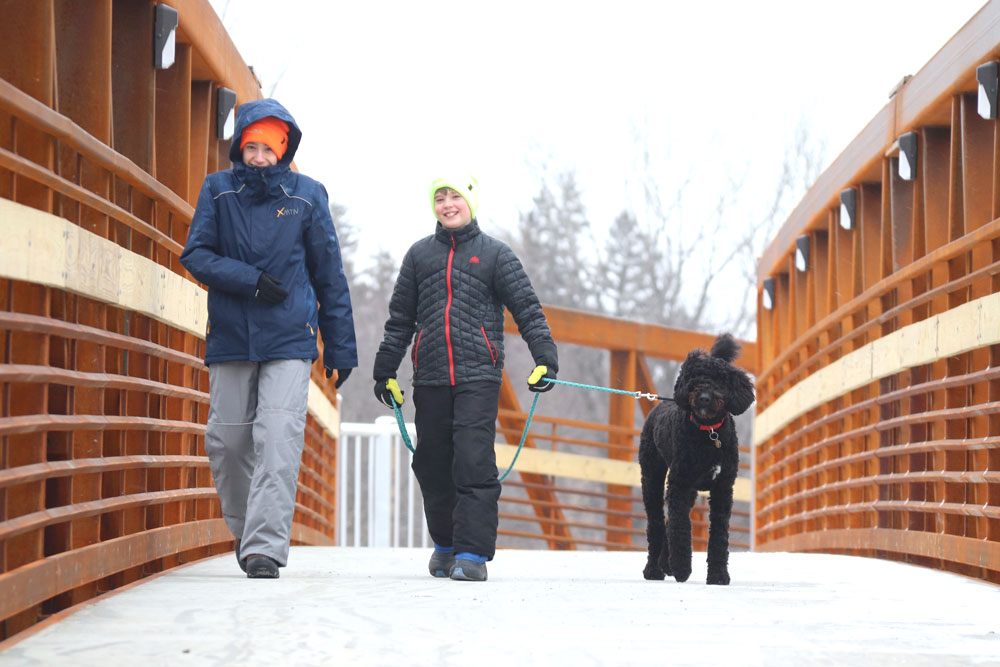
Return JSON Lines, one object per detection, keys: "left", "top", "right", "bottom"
{"left": 428, "top": 546, "right": 455, "bottom": 578}
{"left": 450, "top": 552, "right": 488, "bottom": 581}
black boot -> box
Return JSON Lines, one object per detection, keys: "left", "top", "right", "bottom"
{"left": 246, "top": 555, "right": 279, "bottom": 579}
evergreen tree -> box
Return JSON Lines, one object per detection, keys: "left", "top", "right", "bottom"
{"left": 597, "top": 210, "right": 660, "bottom": 319}
{"left": 515, "top": 172, "right": 596, "bottom": 310}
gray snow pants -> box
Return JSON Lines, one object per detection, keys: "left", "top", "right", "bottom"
{"left": 205, "top": 359, "right": 311, "bottom": 568}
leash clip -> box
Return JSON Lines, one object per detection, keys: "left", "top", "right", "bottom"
{"left": 633, "top": 390, "right": 660, "bottom": 401}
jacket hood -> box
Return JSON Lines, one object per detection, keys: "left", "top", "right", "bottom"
{"left": 229, "top": 98, "right": 302, "bottom": 166}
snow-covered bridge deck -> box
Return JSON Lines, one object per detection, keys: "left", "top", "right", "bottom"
{"left": 2, "top": 548, "right": 998, "bottom": 666}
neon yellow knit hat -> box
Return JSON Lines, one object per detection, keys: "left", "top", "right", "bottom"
{"left": 429, "top": 174, "right": 479, "bottom": 220}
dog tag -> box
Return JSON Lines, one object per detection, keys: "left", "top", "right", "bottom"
{"left": 710, "top": 430, "right": 720, "bottom": 448}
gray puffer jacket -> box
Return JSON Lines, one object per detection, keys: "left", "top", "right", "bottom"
{"left": 374, "top": 220, "right": 557, "bottom": 386}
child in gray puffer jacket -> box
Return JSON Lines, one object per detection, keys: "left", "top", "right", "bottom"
{"left": 373, "top": 173, "right": 557, "bottom": 582}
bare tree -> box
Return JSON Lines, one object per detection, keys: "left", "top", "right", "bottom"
{"left": 340, "top": 247, "right": 412, "bottom": 423}
{"left": 619, "top": 118, "right": 826, "bottom": 340}
{"left": 728, "top": 120, "right": 827, "bottom": 335}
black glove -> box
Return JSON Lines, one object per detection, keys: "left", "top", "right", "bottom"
{"left": 328, "top": 367, "right": 351, "bottom": 389}
{"left": 255, "top": 271, "right": 288, "bottom": 305}
{"left": 528, "top": 365, "right": 555, "bottom": 392}
{"left": 374, "top": 378, "right": 404, "bottom": 407}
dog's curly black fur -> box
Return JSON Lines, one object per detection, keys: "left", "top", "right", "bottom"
{"left": 639, "top": 333, "right": 755, "bottom": 585}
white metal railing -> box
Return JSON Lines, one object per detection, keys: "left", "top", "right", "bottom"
{"left": 336, "top": 418, "right": 430, "bottom": 548}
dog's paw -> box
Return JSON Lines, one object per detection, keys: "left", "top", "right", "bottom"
{"left": 668, "top": 553, "right": 690, "bottom": 581}
{"left": 657, "top": 551, "right": 671, "bottom": 576}
{"left": 643, "top": 564, "right": 665, "bottom": 581}
{"left": 707, "top": 569, "right": 730, "bottom": 586}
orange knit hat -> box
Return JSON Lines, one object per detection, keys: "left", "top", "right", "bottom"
{"left": 240, "top": 116, "right": 290, "bottom": 160}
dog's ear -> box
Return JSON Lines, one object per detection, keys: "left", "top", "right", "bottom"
{"left": 727, "top": 369, "right": 756, "bottom": 416}
{"left": 673, "top": 349, "right": 704, "bottom": 397}
{"left": 711, "top": 333, "right": 741, "bottom": 364}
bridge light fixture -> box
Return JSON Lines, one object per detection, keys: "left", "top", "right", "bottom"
{"left": 217, "top": 88, "right": 237, "bottom": 140}
{"left": 839, "top": 188, "right": 857, "bottom": 231}
{"left": 762, "top": 277, "right": 776, "bottom": 310}
{"left": 153, "top": 4, "right": 178, "bottom": 70}
{"left": 898, "top": 132, "right": 917, "bottom": 181}
{"left": 795, "top": 235, "right": 810, "bottom": 272}
{"left": 977, "top": 61, "right": 998, "bottom": 119}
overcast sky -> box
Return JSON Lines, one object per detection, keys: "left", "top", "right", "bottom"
{"left": 207, "top": 1, "right": 988, "bottom": 267}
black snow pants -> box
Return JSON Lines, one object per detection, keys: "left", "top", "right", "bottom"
{"left": 412, "top": 381, "right": 502, "bottom": 559}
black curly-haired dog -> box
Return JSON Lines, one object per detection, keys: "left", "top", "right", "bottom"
{"left": 639, "top": 333, "right": 755, "bottom": 585}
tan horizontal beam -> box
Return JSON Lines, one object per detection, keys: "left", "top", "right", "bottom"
{"left": 495, "top": 443, "right": 752, "bottom": 503}
{"left": 754, "top": 290, "right": 1000, "bottom": 446}
{"left": 0, "top": 145, "right": 184, "bottom": 255}
{"left": 0, "top": 198, "right": 340, "bottom": 439}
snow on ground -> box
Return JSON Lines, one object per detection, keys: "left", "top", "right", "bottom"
{"left": 2, "top": 547, "right": 998, "bottom": 666}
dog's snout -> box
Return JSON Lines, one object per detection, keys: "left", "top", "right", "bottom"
{"left": 695, "top": 391, "right": 713, "bottom": 408}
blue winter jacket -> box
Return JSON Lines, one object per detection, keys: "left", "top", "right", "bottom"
{"left": 180, "top": 98, "right": 357, "bottom": 371}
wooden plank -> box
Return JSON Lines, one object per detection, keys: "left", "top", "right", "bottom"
{"left": 0, "top": 519, "right": 230, "bottom": 621}
{"left": 0, "top": 489, "right": 216, "bottom": 541}
{"left": 757, "top": 527, "right": 1000, "bottom": 573}
{"left": 154, "top": 44, "right": 192, "bottom": 201}
{"left": 0, "top": 78, "right": 193, "bottom": 219}
{"left": 0, "top": 456, "right": 207, "bottom": 489}
{"left": 507, "top": 306, "right": 758, "bottom": 375}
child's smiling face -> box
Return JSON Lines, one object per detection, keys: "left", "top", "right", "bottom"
{"left": 434, "top": 187, "right": 472, "bottom": 230}
{"left": 242, "top": 141, "right": 278, "bottom": 167}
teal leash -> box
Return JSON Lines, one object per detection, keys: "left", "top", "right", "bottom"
{"left": 545, "top": 378, "right": 668, "bottom": 402}
{"left": 499, "top": 391, "right": 540, "bottom": 482}
{"left": 390, "top": 394, "right": 532, "bottom": 480}
{"left": 499, "top": 379, "right": 666, "bottom": 481}
{"left": 388, "top": 377, "right": 667, "bottom": 482}
{"left": 391, "top": 400, "right": 415, "bottom": 453}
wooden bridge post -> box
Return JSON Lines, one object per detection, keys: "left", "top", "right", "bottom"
{"left": 606, "top": 350, "right": 636, "bottom": 546}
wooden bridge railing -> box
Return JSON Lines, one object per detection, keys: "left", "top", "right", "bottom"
{"left": 0, "top": 0, "right": 341, "bottom": 642}
{"left": 754, "top": 0, "right": 1000, "bottom": 584}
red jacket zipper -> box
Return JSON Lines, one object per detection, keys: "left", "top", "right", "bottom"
{"left": 444, "top": 238, "right": 456, "bottom": 385}
{"left": 481, "top": 326, "right": 497, "bottom": 365}
{"left": 411, "top": 328, "right": 423, "bottom": 370}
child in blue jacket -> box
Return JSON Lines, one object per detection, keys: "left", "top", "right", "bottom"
{"left": 181, "top": 98, "right": 357, "bottom": 579}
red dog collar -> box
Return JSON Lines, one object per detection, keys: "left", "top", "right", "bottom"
{"left": 690, "top": 414, "right": 724, "bottom": 430}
